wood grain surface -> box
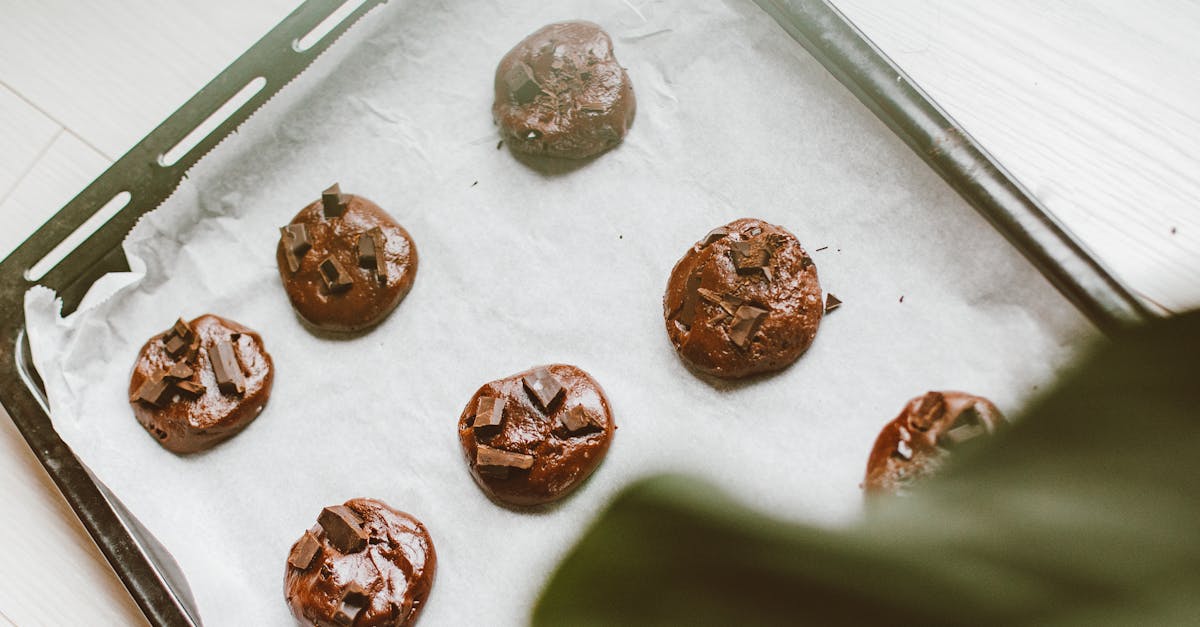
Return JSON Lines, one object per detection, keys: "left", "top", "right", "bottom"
{"left": 0, "top": 1, "right": 1195, "bottom": 624}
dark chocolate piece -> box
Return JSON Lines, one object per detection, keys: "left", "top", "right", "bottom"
{"left": 170, "top": 318, "right": 194, "bottom": 342}
{"left": 164, "top": 334, "right": 190, "bottom": 357}
{"left": 288, "top": 531, "right": 321, "bottom": 570}
{"left": 908, "top": 391, "right": 946, "bottom": 431}
{"left": 165, "top": 363, "right": 193, "bottom": 380}
{"left": 132, "top": 375, "right": 173, "bottom": 407}
{"left": 503, "top": 61, "right": 542, "bottom": 104}
{"left": 318, "top": 256, "right": 354, "bottom": 293}
{"left": 825, "top": 293, "right": 842, "bottom": 313}
{"left": 322, "top": 183, "right": 346, "bottom": 218}
{"left": 560, "top": 405, "right": 602, "bottom": 433}
{"left": 472, "top": 396, "right": 505, "bottom": 429}
{"left": 729, "top": 304, "right": 768, "bottom": 348}
{"left": 730, "top": 240, "right": 771, "bottom": 274}
{"left": 698, "top": 288, "right": 742, "bottom": 316}
{"left": 357, "top": 227, "right": 387, "bottom": 282}
{"left": 318, "top": 505, "right": 368, "bottom": 554}
{"left": 207, "top": 340, "right": 245, "bottom": 395}
{"left": 523, "top": 367, "right": 564, "bottom": 410}
{"left": 675, "top": 273, "right": 703, "bottom": 326}
{"left": 333, "top": 583, "right": 368, "bottom": 626}
{"left": 939, "top": 423, "right": 987, "bottom": 447}
{"left": 280, "top": 224, "right": 312, "bottom": 273}
{"left": 476, "top": 445, "right": 535, "bottom": 469}
{"left": 701, "top": 227, "right": 729, "bottom": 247}
{"left": 174, "top": 380, "right": 205, "bottom": 396}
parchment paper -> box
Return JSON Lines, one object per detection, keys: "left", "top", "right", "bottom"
{"left": 24, "top": 1, "right": 1092, "bottom": 624}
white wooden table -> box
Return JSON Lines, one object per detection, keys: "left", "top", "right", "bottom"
{"left": 0, "top": 1, "right": 1196, "bottom": 624}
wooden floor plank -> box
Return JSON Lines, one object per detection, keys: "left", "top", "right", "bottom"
{"left": 0, "top": 83, "right": 60, "bottom": 201}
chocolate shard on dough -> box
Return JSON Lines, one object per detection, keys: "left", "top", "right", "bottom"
{"left": 174, "top": 380, "right": 205, "bottom": 396}
{"left": 207, "top": 340, "right": 245, "bottom": 395}
{"left": 939, "top": 422, "right": 987, "bottom": 447}
{"left": 476, "top": 444, "right": 535, "bottom": 470}
{"left": 357, "top": 227, "right": 387, "bottom": 282}
{"left": 169, "top": 318, "right": 195, "bottom": 342}
{"left": 824, "top": 293, "right": 843, "bottom": 313}
{"left": 318, "top": 256, "right": 354, "bottom": 293}
{"left": 560, "top": 405, "right": 602, "bottom": 433}
{"left": 132, "top": 375, "right": 173, "bottom": 407}
{"left": 908, "top": 391, "right": 946, "bottom": 431}
{"left": 675, "top": 273, "right": 703, "bottom": 327}
{"left": 333, "top": 583, "right": 368, "bottom": 626}
{"left": 698, "top": 288, "right": 742, "bottom": 316}
{"left": 523, "top": 367, "right": 564, "bottom": 410}
{"left": 287, "top": 531, "right": 321, "bottom": 570}
{"left": 472, "top": 396, "right": 505, "bottom": 429}
{"left": 701, "top": 227, "right": 729, "bottom": 247}
{"left": 322, "top": 183, "right": 346, "bottom": 218}
{"left": 165, "top": 363, "right": 193, "bottom": 380}
{"left": 730, "top": 240, "right": 771, "bottom": 274}
{"left": 164, "top": 334, "right": 191, "bottom": 358}
{"left": 280, "top": 224, "right": 312, "bottom": 273}
{"left": 729, "top": 304, "right": 769, "bottom": 349}
{"left": 503, "top": 61, "right": 542, "bottom": 104}
{"left": 318, "top": 505, "right": 368, "bottom": 554}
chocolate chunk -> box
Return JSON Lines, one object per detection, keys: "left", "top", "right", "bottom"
{"left": 357, "top": 227, "right": 387, "bottom": 282}
{"left": 729, "top": 304, "right": 769, "bottom": 348}
{"left": 322, "top": 183, "right": 346, "bottom": 218}
{"left": 939, "top": 423, "right": 987, "bottom": 447}
{"left": 318, "top": 505, "right": 368, "bottom": 554}
{"left": 132, "top": 375, "right": 173, "bottom": 407}
{"left": 472, "top": 396, "right": 505, "bottom": 429}
{"left": 164, "top": 334, "right": 190, "bottom": 357}
{"left": 698, "top": 288, "right": 742, "bottom": 316}
{"left": 169, "top": 318, "right": 194, "bottom": 342}
{"left": 318, "top": 256, "right": 353, "bottom": 293}
{"left": 165, "top": 363, "right": 194, "bottom": 380}
{"left": 675, "top": 273, "right": 703, "bottom": 326}
{"left": 280, "top": 224, "right": 312, "bottom": 273}
{"left": 333, "top": 583, "right": 368, "bottom": 626}
{"left": 747, "top": 227, "right": 762, "bottom": 236}
{"left": 476, "top": 444, "right": 535, "bottom": 470}
{"left": 560, "top": 405, "right": 601, "bottom": 433}
{"left": 730, "top": 240, "right": 771, "bottom": 274}
{"left": 207, "top": 340, "right": 245, "bottom": 395}
{"left": 523, "top": 367, "right": 564, "bottom": 410}
{"left": 287, "top": 531, "right": 321, "bottom": 570}
{"left": 908, "top": 391, "right": 946, "bottom": 431}
{"left": 174, "top": 380, "right": 205, "bottom": 396}
{"left": 824, "top": 293, "right": 842, "bottom": 313}
{"left": 504, "top": 61, "right": 542, "bottom": 104}
{"left": 700, "top": 227, "right": 729, "bottom": 247}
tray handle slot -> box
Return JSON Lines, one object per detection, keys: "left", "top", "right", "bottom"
{"left": 24, "top": 191, "right": 131, "bottom": 282}
{"left": 159, "top": 78, "right": 267, "bottom": 167}
{"left": 296, "top": 0, "right": 372, "bottom": 52}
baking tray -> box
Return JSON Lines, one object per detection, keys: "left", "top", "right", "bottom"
{"left": 0, "top": 0, "right": 1153, "bottom": 625}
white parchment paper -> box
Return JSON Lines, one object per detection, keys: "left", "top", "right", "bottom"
{"left": 25, "top": 1, "right": 1092, "bottom": 624}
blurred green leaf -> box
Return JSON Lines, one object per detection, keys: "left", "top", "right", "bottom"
{"left": 535, "top": 312, "right": 1200, "bottom": 626}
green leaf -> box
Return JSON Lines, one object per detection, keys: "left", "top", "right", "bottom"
{"left": 534, "top": 312, "right": 1200, "bottom": 626}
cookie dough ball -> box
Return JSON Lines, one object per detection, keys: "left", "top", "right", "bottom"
{"left": 276, "top": 184, "right": 418, "bottom": 333}
{"left": 663, "top": 218, "right": 823, "bottom": 379}
{"left": 284, "top": 498, "right": 436, "bottom": 627}
{"left": 493, "top": 21, "right": 636, "bottom": 159}
{"left": 863, "top": 391, "right": 1007, "bottom": 495}
{"left": 458, "top": 364, "right": 614, "bottom": 506}
{"left": 128, "top": 315, "right": 273, "bottom": 454}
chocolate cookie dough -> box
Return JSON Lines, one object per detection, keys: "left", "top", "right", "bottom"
{"left": 276, "top": 184, "right": 417, "bottom": 333}
{"left": 493, "top": 21, "right": 636, "bottom": 159}
{"left": 458, "top": 364, "right": 614, "bottom": 506}
{"left": 284, "top": 498, "right": 436, "bottom": 627}
{"left": 863, "top": 391, "right": 1007, "bottom": 495}
{"left": 663, "top": 218, "right": 823, "bottom": 379}
{"left": 128, "top": 315, "right": 273, "bottom": 454}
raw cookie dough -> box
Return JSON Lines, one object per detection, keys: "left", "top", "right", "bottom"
{"left": 863, "top": 391, "right": 1007, "bottom": 495}
{"left": 284, "top": 498, "right": 436, "bottom": 627}
{"left": 276, "top": 184, "right": 417, "bottom": 333}
{"left": 128, "top": 314, "right": 273, "bottom": 454}
{"left": 458, "top": 364, "right": 614, "bottom": 506}
{"left": 663, "top": 218, "right": 823, "bottom": 379}
{"left": 493, "top": 21, "right": 636, "bottom": 159}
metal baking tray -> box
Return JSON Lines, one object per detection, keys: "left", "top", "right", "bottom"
{"left": 0, "top": 0, "right": 1152, "bottom": 624}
